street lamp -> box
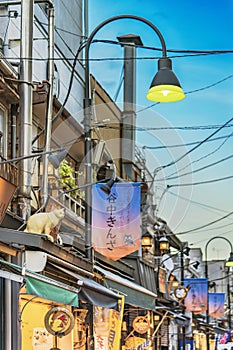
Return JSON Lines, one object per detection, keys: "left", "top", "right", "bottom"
{"left": 0, "top": 148, "right": 66, "bottom": 167}
{"left": 205, "top": 236, "right": 233, "bottom": 350}
{"left": 83, "top": 14, "right": 185, "bottom": 263}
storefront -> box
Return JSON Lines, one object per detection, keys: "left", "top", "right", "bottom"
{"left": 0, "top": 228, "right": 121, "bottom": 350}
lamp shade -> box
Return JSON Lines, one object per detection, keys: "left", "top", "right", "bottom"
{"left": 225, "top": 252, "right": 233, "bottom": 267}
{"left": 99, "top": 178, "right": 115, "bottom": 195}
{"left": 141, "top": 232, "right": 153, "bottom": 248}
{"left": 159, "top": 236, "right": 169, "bottom": 252}
{"left": 146, "top": 57, "right": 185, "bottom": 102}
{"left": 192, "top": 261, "right": 200, "bottom": 270}
{"left": 48, "top": 149, "right": 67, "bottom": 169}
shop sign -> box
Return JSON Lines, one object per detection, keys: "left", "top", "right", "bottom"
{"left": 125, "top": 336, "right": 150, "bottom": 350}
{"left": 132, "top": 316, "right": 150, "bottom": 334}
{"left": 44, "top": 306, "right": 74, "bottom": 337}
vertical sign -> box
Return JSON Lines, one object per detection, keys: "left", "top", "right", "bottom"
{"left": 158, "top": 267, "right": 166, "bottom": 294}
{"left": 184, "top": 278, "right": 208, "bottom": 314}
{"left": 94, "top": 297, "right": 124, "bottom": 350}
{"left": 209, "top": 293, "right": 225, "bottom": 319}
{"left": 92, "top": 182, "right": 141, "bottom": 260}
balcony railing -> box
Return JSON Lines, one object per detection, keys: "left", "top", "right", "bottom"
{"left": 58, "top": 189, "right": 85, "bottom": 219}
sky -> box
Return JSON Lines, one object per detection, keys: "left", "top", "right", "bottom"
{"left": 88, "top": 0, "right": 233, "bottom": 260}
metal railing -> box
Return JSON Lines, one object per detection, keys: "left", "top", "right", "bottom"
{"left": 58, "top": 189, "right": 85, "bottom": 219}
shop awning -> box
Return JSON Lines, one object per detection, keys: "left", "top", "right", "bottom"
{"left": 50, "top": 264, "right": 121, "bottom": 309}
{"left": 156, "top": 303, "right": 190, "bottom": 326}
{"left": 26, "top": 275, "right": 79, "bottom": 306}
{"left": 95, "top": 266, "right": 157, "bottom": 310}
{"left": 0, "top": 259, "right": 79, "bottom": 306}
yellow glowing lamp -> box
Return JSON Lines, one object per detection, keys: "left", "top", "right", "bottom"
{"left": 225, "top": 252, "right": 233, "bottom": 267}
{"left": 146, "top": 57, "right": 185, "bottom": 102}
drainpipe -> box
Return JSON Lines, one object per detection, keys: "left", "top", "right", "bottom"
{"left": 41, "top": 2, "right": 54, "bottom": 206}
{"left": 5, "top": 256, "right": 11, "bottom": 350}
{"left": 11, "top": 105, "right": 17, "bottom": 159}
{"left": 18, "top": 0, "right": 34, "bottom": 220}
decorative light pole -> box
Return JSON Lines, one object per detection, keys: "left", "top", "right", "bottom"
{"left": 83, "top": 15, "right": 185, "bottom": 263}
{"left": 205, "top": 236, "right": 233, "bottom": 350}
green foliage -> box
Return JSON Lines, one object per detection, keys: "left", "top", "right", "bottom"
{"left": 58, "top": 160, "right": 77, "bottom": 199}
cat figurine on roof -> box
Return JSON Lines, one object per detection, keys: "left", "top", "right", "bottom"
{"left": 24, "top": 208, "right": 65, "bottom": 243}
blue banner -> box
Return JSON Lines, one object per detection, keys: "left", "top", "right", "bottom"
{"left": 184, "top": 278, "right": 208, "bottom": 314}
{"left": 92, "top": 182, "right": 141, "bottom": 260}
{"left": 209, "top": 293, "right": 225, "bottom": 318}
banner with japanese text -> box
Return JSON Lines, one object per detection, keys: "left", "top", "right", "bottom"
{"left": 94, "top": 296, "right": 124, "bottom": 350}
{"left": 92, "top": 182, "right": 141, "bottom": 260}
{"left": 184, "top": 278, "right": 208, "bottom": 314}
{"left": 209, "top": 293, "right": 225, "bottom": 319}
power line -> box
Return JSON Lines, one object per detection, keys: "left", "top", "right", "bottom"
{"left": 153, "top": 116, "right": 233, "bottom": 173}
{"left": 167, "top": 189, "right": 230, "bottom": 215}
{"left": 141, "top": 132, "right": 233, "bottom": 150}
{"left": 157, "top": 154, "right": 233, "bottom": 182}
{"left": 173, "top": 210, "right": 233, "bottom": 236}
{"left": 167, "top": 173, "right": 233, "bottom": 188}
{"left": 190, "top": 230, "right": 233, "bottom": 246}
{"left": 97, "top": 122, "right": 233, "bottom": 132}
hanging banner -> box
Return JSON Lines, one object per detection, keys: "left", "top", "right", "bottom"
{"left": 167, "top": 273, "right": 175, "bottom": 295}
{"left": 184, "top": 278, "right": 208, "bottom": 314}
{"left": 92, "top": 182, "right": 141, "bottom": 260}
{"left": 209, "top": 293, "right": 225, "bottom": 319}
{"left": 94, "top": 297, "right": 124, "bottom": 350}
{"left": 158, "top": 267, "right": 166, "bottom": 294}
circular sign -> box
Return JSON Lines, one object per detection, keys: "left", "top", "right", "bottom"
{"left": 174, "top": 286, "right": 188, "bottom": 300}
{"left": 44, "top": 307, "right": 75, "bottom": 337}
{"left": 132, "top": 316, "right": 150, "bottom": 334}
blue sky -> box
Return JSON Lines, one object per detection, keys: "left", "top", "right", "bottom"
{"left": 88, "top": 0, "right": 233, "bottom": 260}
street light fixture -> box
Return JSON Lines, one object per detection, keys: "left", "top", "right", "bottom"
{"left": 205, "top": 236, "right": 233, "bottom": 350}
{"left": 0, "top": 149, "right": 66, "bottom": 167}
{"left": 159, "top": 236, "right": 169, "bottom": 253}
{"left": 225, "top": 252, "right": 233, "bottom": 267}
{"left": 146, "top": 57, "right": 185, "bottom": 102}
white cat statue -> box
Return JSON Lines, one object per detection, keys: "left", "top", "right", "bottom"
{"left": 24, "top": 208, "right": 65, "bottom": 243}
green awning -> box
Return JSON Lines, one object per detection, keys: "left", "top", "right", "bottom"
{"left": 26, "top": 276, "right": 78, "bottom": 306}
{"left": 96, "top": 266, "right": 157, "bottom": 310}
{"left": 105, "top": 279, "right": 156, "bottom": 310}
{"left": 49, "top": 264, "right": 121, "bottom": 309}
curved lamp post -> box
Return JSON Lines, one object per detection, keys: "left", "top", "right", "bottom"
{"left": 205, "top": 236, "right": 233, "bottom": 350}
{"left": 84, "top": 15, "right": 185, "bottom": 263}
